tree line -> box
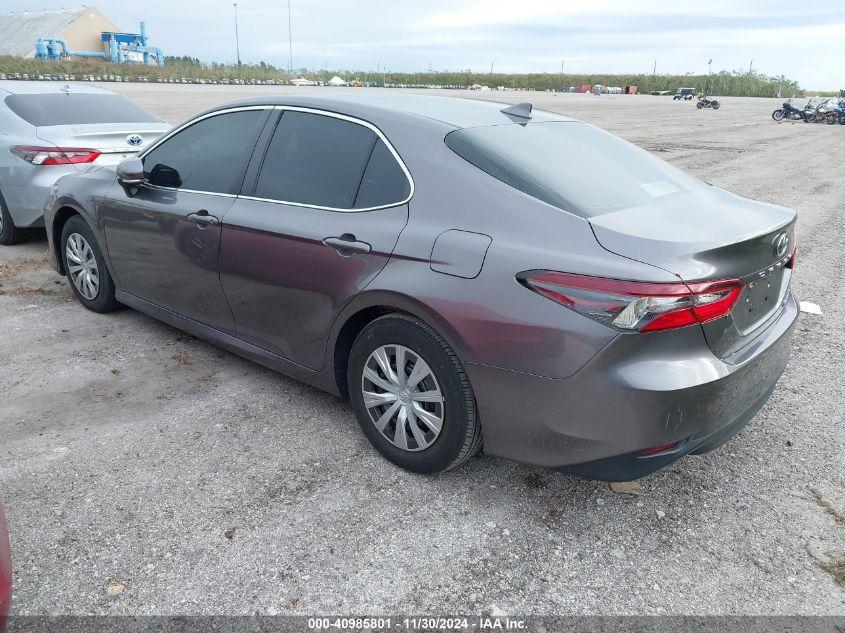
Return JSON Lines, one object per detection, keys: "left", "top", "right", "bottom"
{"left": 0, "top": 55, "right": 812, "bottom": 97}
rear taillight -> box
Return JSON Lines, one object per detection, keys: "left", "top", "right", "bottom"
{"left": 10, "top": 145, "right": 100, "bottom": 166}
{"left": 639, "top": 441, "right": 679, "bottom": 457}
{"left": 519, "top": 271, "right": 743, "bottom": 333}
{"left": 786, "top": 246, "right": 797, "bottom": 270}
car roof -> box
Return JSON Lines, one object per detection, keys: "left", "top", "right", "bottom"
{"left": 0, "top": 81, "right": 117, "bottom": 97}
{"left": 208, "top": 92, "right": 575, "bottom": 129}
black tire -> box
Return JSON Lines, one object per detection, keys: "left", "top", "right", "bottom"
{"left": 772, "top": 109, "right": 785, "bottom": 122}
{"left": 839, "top": 114, "right": 845, "bottom": 125}
{"left": 696, "top": 101, "right": 704, "bottom": 109}
{"left": 348, "top": 313, "right": 482, "bottom": 474}
{"left": 0, "top": 192, "right": 28, "bottom": 246}
{"left": 826, "top": 114, "right": 836, "bottom": 125}
{"left": 712, "top": 101, "right": 720, "bottom": 109}
{"left": 60, "top": 215, "right": 120, "bottom": 313}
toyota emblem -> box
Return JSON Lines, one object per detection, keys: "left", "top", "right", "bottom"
{"left": 773, "top": 233, "right": 789, "bottom": 258}
{"left": 126, "top": 134, "right": 143, "bottom": 147}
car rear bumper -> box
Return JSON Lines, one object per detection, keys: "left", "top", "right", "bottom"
{"left": 0, "top": 506, "right": 11, "bottom": 628}
{"left": 465, "top": 292, "right": 798, "bottom": 479}
{"left": 2, "top": 164, "right": 78, "bottom": 228}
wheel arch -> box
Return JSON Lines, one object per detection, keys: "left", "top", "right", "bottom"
{"left": 50, "top": 200, "right": 98, "bottom": 276}
{"left": 52, "top": 205, "right": 80, "bottom": 274}
{"left": 328, "top": 290, "right": 475, "bottom": 399}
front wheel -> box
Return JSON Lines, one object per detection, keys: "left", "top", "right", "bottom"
{"left": 696, "top": 101, "right": 704, "bottom": 109}
{"left": 61, "top": 215, "right": 120, "bottom": 313}
{"left": 772, "top": 109, "right": 785, "bottom": 121}
{"left": 826, "top": 114, "right": 836, "bottom": 125}
{"left": 348, "top": 314, "right": 482, "bottom": 473}
{"left": 712, "top": 101, "right": 720, "bottom": 109}
{"left": 839, "top": 114, "right": 845, "bottom": 125}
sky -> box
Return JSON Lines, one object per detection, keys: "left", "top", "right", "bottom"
{"left": 5, "top": 0, "right": 844, "bottom": 89}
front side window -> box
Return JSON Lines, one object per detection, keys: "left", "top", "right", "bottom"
{"left": 142, "top": 109, "right": 269, "bottom": 195}
{"left": 255, "top": 111, "right": 409, "bottom": 209}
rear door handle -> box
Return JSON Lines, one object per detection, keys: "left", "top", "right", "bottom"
{"left": 187, "top": 210, "right": 219, "bottom": 226}
{"left": 323, "top": 235, "right": 372, "bottom": 255}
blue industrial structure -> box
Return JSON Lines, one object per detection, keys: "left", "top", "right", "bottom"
{"left": 34, "top": 21, "right": 164, "bottom": 65}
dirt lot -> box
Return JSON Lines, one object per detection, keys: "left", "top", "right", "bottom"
{"left": 1, "top": 85, "right": 843, "bottom": 616}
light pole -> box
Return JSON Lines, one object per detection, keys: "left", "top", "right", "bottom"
{"left": 287, "top": 0, "right": 293, "bottom": 74}
{"left": 233, "top": 2, "right": 241, "bottom": 67}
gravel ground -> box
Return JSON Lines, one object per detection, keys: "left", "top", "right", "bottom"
{"left": 0, "top": 86, "right": 843, "bottom": 616}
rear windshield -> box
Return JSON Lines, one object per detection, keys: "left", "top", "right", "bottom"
{"left": 5, "top": 94, "right": 161, "bottom": 127}
{"left": 445, "top": 121, "right": 701, "bottom": 217}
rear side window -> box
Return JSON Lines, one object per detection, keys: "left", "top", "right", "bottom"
{"left": 445, "top": 121, "right": 701, "bottom": 217}
{"left": 142, "top": 109, "right": 269, "bottom": 195}
{"left": 354, "top": 140, "right": 411, "bottom": 209}
{"left": 255, "top": 111, "right": 409, "bottom": 209}
{"left": 4, "top": 94, "right": 161, "bottom": 126}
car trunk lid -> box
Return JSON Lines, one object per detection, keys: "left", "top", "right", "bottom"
{"left": 36, "top": 122, "right": 169, "bottom": 167}
{"left": 589, "top": 186, "right": 796, "bottom": 358}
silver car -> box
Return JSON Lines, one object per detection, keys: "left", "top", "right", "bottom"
{"left": 0, "top": 81, "right": 168, "bottom": 245}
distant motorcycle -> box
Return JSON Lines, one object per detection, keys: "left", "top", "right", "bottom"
{"left": 696, "top": 95, "right": 720, "bottom": 109}
{"left": 772, "top": 98, "right": 811, "bottom": 122}
{"left": 814, "top": 99, "right": 839, "bottom": 125}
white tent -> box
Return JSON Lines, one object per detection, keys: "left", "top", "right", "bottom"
{"left": 328, "top": 76, "right": 347, "bottom": 87}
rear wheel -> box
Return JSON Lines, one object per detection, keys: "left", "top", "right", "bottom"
{"left": 696, "top": 101, "right": 704, "bottom": 109}
{"left": 0, "top": 194, "right": 27, "bottom": 246}
{"left": 826, "top": 114, "right": 836, "bottom": 125}
{"left": 348, "top": 314, "right": 482, "bottom": 473}
{"left": 772, "top": 109, "right": 785, "bottom": 121}
{"left": 61, "top": 215, "right": 120, "bottom": 313}
{"left": 712, "top": 101, "right": 720, "bottom": 109}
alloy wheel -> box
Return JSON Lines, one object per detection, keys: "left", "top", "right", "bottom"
{"left": 66, "top": 233, "right": 100, "bottom": 300}
{"left": 361, "top": 344, "right": 445, "bottom": 452}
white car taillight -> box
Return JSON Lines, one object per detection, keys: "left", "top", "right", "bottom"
{"left": 10, "top": 145, "right": 101, "bottom": 166}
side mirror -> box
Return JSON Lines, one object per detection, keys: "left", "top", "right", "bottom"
{"left": 117, "top": 156, "right": 145, "bottom": 186}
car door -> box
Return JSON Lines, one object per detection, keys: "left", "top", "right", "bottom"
{"left": 219, "top": 108, "right": 412, "bottom": 370}
{"left": 101, "top": 106, "right": 273, "bottom": 333}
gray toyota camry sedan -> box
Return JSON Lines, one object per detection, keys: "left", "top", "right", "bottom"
{"left": 44, "top": 94, "right": 798, "bottom": 480}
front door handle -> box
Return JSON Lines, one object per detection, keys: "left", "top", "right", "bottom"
{"left": 323, "top": 234, "right": 372, "bottom": 255}
{"left": 187, "top": 210, "right": 219, "bottom": 227}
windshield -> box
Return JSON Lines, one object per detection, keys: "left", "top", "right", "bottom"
{"left": 5, "top": 94, "right": 162, "bottom": 127}
{"left": 445, "top": 121, "right": 703, "bottom": 218}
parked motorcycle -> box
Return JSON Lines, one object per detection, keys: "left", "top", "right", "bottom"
{"left": 696, "top": 95, "right": 720, "bottom": 109}
{"left": 815, "top": 99, "right": 839, "bottom": 125}
{"left": 772, "top": 98, "right": 812, "bottom": 122}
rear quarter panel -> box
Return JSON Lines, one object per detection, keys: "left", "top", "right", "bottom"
{"left": 349, "top": 116, "right": 682, "bottom": 379}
